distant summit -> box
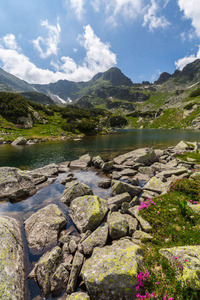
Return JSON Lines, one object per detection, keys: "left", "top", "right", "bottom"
{"left": 155, "top": 59, "right": 200, "bottom": 85}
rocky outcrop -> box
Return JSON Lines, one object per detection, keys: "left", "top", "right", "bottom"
{"left": 0, "top": 216, "right": 25, "bottom": 300}
{"left": 69, "top": 195, "right": 108, "bottom": 233}
{"left": 24, "top": 204, "right": 67, "bottom": 253}
{"left": 61, "top": 180, "right": 93, "bottom": 206}
{"left": 81, "top": 239, "right": 143, "bottom": 300}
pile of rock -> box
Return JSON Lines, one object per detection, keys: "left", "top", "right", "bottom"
{"left": 1, "top": 140, "right": 200, "bottom": 299}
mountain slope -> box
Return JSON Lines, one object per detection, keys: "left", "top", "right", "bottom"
{"left": 0, "top": 68, "right": 35, "bottom": 92}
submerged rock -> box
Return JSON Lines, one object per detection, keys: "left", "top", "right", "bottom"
{"left": 0, "top": 216, "right": 25, "bottom": 300}
{"left": 69, "top": 195, "right": 108, "bottom": 233}
{"left": 81, "top": 239, "right": 143, "bottom": 300}
{"left": 61, "top": 180, "right": 93, "bottom": 206}
{"left": 24, "top": 204, "right": 67, "bottom": 253}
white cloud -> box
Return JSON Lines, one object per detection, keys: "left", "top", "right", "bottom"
{"left": 67, "top": 0, "right": 85, "bottom": 20}
{"left": 2, "top": 34, "right": 21, "bottom": 51}
{"left": 0, "top": 25, "right": 117, "bottom": 84}
{"left": 178, "top": 0, "right": 200, "bottom": 37}
{"left": 143, "top": 0, "right": 170, "bottom": 31}
{"left": 33, "top": 20, "right": 61, "bottom": 59}
{"left": 175, "top": 47, "right": 200, "bottom": 70}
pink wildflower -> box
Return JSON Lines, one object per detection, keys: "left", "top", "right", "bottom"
{"left": 174, "top": 256, "right": 178, "bottom": 260}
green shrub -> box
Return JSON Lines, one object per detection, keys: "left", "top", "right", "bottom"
{"left": 109, "top": 115, "right": 128, "bottom": 127}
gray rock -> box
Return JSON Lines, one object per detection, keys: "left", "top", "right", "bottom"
{"left": 107, "top": 212, "right": 129, "bottom": 240}
{"left": 112, "top": 180, "right": 142, "bottom": 198}
{"left": 108, "top": 192, "right": 131, "bottom": 208}
{"left": 81, "top": 239, "right": 143, "bottom": 300}
{"left": 92, "top": 155, "right": 104, "bottom": 168}
{"left": 81, "top": 224, "right": 108, "bottom": 255}
{"left": 69, "top": 239, "right": 77, "bottom": 254}
{"left": 97, "top": 178, "right": 111, "bottom": 189}
{"left": 51, "top": 263, "right": 70, "bottom": 297}
{"left": 101, "top": 161, "right": 114, "bottom": 172}
{"left": 133, "top": 230, "right": 153, "bottom": 241}
{"left": 30, "top": 246, "right": 62, "bottom": 298}
{"left": 156, "top": 168, "right": 188, "bottom": 179}
{"left": 11, "top": 137, "right": 27, "bottom": 145}
{"left": 24, "top": 204, "right": 67, "bottom": 253}
{"left": 121, "top": 202, "right": 130, "bottom": 214}
{"left": 119, "top": 168, "right": 138, "bottom": 177}
{"left": 0, "top": 217, "right": 25, "bottom": 300}
{"left": 0, "top": 166, "right": 47, "bottom": 201}
{"left": 61, "top": 180, "right": 93, "bottom": 206}
{"left": 123, "top": 214, "right": 138, "bottom": 235}
{"left": 128, "top": 206, "right": 152, "bottom": 232}
{"left": 69, "top": 195, "right": 108, "bottom": 233}
{"left": 138, "top": 166, "right": 155, "bottom": 177}
{"left": 143, "top": 176, "right": 167, "bottom": 194}
{"left": 114, "top": 148, "right": 158, "bottom": 166}
{"left": 67, "top": 251, "right": 84, "bottom": 294}
{"left": 30, "top": 163, "right": 59, "bottom": 177}
{"left": 141, "top": 189, "right": 160, "bottom": 200}
{"left": 60, "top": 176, "right": 76, "bottom": 185}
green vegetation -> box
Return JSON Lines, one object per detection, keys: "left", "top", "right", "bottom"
{"left": 138, "top": 174, "right": 200, "bottom": 299}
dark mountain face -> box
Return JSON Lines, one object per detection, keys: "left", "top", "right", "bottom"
{"left": 0, "top": 68, "right": 34, "bottom": 92}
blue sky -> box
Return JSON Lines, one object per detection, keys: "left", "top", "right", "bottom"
{"left": 0, "top": 0, "right": 200, "bottom": 84}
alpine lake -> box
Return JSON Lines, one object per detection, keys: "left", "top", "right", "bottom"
{"left": 1, "top": 129, "right": 200, "bottom": 299}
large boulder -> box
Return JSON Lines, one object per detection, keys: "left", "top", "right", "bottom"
{"left": 81, "top": 239, "right": 143, "bottom": 300}
{"left": 0, "top": 167, "right": 47, "bottom": 201}
{"left": 30, "top": 163, "right": 58, "bottom": 177}
{"left": 29, "top": 246, "right": 62, "bottom": 298}
{"left": 69, "top": 195, "right": 108, "bottom": 233}
{"left": 112, "top": 180, "right": 142, "bottom": 198}
{"left": 61, "top": 180, "right": 93, "bottom": 206}
{"left": 24, "top": 204, "right": 67, "bottom": 253}
{"left": 159, "top": 246, "right": 200, "bottom": 290}
{"left": 114, "top": 148, "right": 158, "bottom": 166}
{"left": 0, "top": 217, "right": 25, "bottom": 300}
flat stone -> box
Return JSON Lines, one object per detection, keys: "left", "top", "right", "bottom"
{"left": 66, "top": 292, "right": 90, "bottom": 300}
{"left": 114, "top": 148, "right": 158, "bottom": 166}
{"left": 133, "top": 230, "right": 153, "bottom": 241}
{"left": 143, "top": 176, "right": 166, "bottom": 194}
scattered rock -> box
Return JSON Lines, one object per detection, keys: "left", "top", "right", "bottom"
{"left": 92, "top": 156, "right": 104, "bottom": 168}
{"left": 51, "top": 263, "right": 70, "bottom": 297}
{"left": 133, "top": 230, "right": 153, "bottom": 242}
{"left": 108, "top": 192, "right": 131, "bottom": 208}
{"left": 114, "top": 148, "right": 158, "bottom": 166}
{"left": 66, "top": 292, "right": 90, "bottom": 299}
{"left": 143, "top": 176, "right": 167, "bottom": 194}
{"left": 128, "top": 206, "right": 152, "bottom": 232}
{"left": 97, "top": 178, "right": 111, "bottom": 189}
